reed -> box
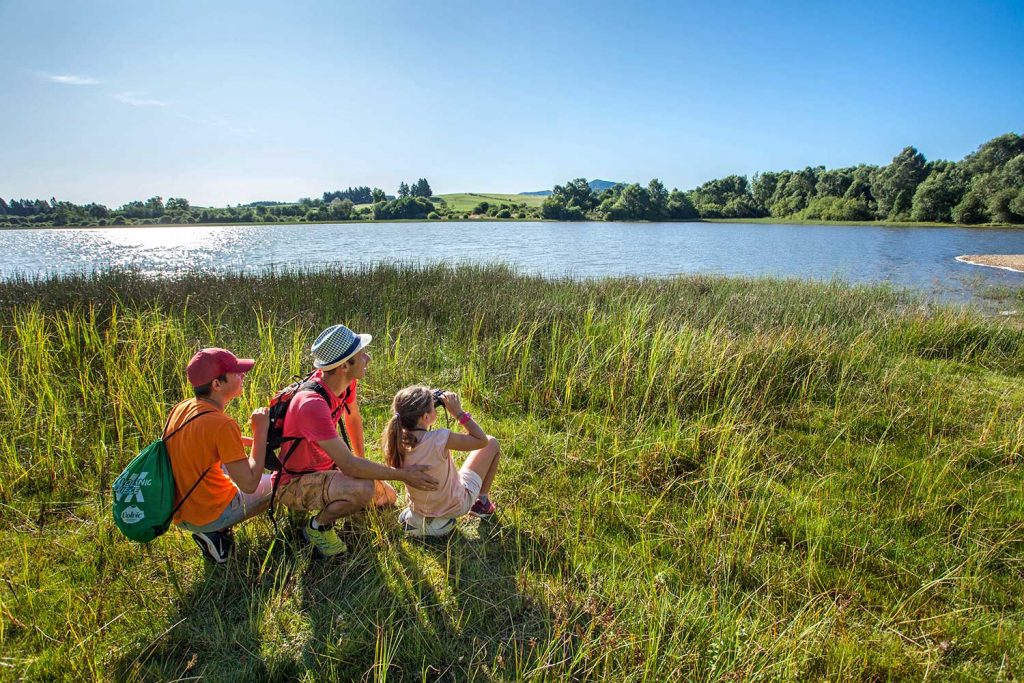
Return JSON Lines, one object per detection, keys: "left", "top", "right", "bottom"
{"left": 0, "top": 265, "right": 1021, "bottom": 681}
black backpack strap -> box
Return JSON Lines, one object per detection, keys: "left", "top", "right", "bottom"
{"left": 300, "top": 380, "right": 351, "bottom": 450}
{"left": 266, "top": 439, "right": 325, "bottom": 536}
{"left": 160, "top": 408, "right": 217, "bottom": 526}
{"left": 162, "top": 409, "right": 217, "bottom": 442}
{"left": 166, "top": 465, "right": 212, "bottom": 524}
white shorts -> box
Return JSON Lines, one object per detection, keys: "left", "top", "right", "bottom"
{"left": 452, "top": 466, "right": 484, "bottom": 517}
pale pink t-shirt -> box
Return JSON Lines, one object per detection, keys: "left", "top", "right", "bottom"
{"left": 403, "top": 429, "right": 471, "bottom": 518}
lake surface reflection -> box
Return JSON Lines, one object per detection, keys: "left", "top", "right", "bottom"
{"left": 5, "top": 221, "right": 1024, "bottom": 304}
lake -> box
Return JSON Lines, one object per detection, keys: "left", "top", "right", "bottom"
{"left": 5, "top": 221, "right": 1024, "bottom": 304}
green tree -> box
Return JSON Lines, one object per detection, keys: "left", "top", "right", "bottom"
{"left": 371, "top": 188, "right": 386, "bottom": 203}
{"left": 411, "top": 178, "right": 433, "bottom": 197}
{"left": 647, "top": 179, "right": 669, "bottom": 219}
{"left": 667, "top": 190, "right": 698, "bottom": 219}
{"left": 328, "top": 198, "right": 354, "bottom": 220}
{"left": 551, "top": 178, "right": 596, "bottom": 213}
{"left": 397, "top": 182, "right": 410, "bottom": 198}
{"left": 871, "top": 147, "right": 928, "bottom": 219}
{"left": 751, "top": 171, "right": 780, "bottom": 213}
{"left": 815, "top": 168, "right": 854, "bottom": 198}
{"left": 373, "top": 196, "right": 433, "bottom": 220}
{"left": 951, "top": 190, "right": 988, "bottom": 224}
{"left": 961, "top": 133, "right": 1024, "bottom": 176}
{"left": 144, "top": 196, "right": 165, "bottom": 217}
{"left": 843, "top": 165, "right": 876, "bottom": 204}
{"left": 910, "top": 167, "right": 967, "bottom": 222}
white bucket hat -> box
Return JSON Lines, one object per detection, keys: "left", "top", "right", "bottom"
{"left": 311, "top": 324, "right": 372, "bottom": 371}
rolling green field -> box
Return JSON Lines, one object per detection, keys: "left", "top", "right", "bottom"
{"left": 433, "top": 193, "right": 547, "bottom": 213}
{"left": 1, "top": 265, "right": 1022, "bottom": 681}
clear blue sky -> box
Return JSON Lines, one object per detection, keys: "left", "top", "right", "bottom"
{"left": 1, "top": 0, "right": 1021, "bottom": 207}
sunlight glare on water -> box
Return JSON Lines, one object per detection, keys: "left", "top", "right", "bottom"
{"left": 5, "top": 221, "right": 1024, "bottom": 304}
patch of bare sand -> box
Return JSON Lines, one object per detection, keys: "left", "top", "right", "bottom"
{"left": 956, "top": 255, "right": 1024, "bottom": 273}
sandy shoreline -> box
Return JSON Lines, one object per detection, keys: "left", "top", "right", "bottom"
{"left": 956, "top": 254, "right": 1024, "bottom": 273}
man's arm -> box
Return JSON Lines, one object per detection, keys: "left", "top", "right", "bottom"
{"left": 317, "top": 436, "right": 439, "bottom": 490}
{"left": 343, "top": 398, "right": 365, "bottom": 458}
{"left": 223, "top": 408, "right": 269, "bottom": 494}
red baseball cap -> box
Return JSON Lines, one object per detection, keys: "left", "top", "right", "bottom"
{"left": 186, "top": 348, "right": 255, "bottom": 387}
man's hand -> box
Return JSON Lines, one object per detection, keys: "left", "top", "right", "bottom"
{"left": 402, "top": 463, "right": 439, "bottom": 491}
{"left": 250, "top": 407, "right": 269, "bottom": 438}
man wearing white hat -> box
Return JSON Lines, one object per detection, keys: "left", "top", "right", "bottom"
{"left": 275, "top": 324, "right": 439, "bottom": 557}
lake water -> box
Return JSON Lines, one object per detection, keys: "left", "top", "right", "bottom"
{"left": 5, "top": 221, "right": 1024, "bottom": 304}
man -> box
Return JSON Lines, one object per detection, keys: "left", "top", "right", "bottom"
{"left": 275, "top": 323, "right": 439, "bottom": 557}
{"left": 166, "top": 347, "right": 271, "bottom": 564}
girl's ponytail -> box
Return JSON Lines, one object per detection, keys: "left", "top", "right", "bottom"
{"left": 382, "top": 413, "right": 404, "bottom": 469}
{"left": 381, "top": 385, "right": 436, "bottom": 469}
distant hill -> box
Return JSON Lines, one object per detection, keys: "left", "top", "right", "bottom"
{"left": 519, "top": 179, "right": 621, "bottom": 196}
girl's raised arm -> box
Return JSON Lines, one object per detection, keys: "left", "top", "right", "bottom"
{"left": 441, "top": 392, "right": 488, "bottom": 451}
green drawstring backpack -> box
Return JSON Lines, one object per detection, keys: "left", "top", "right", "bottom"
{"left": 112, "top": 410, "right": 215, "bottom": 543}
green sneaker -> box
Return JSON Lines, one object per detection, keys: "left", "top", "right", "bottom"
{"left": 303, "top": 520, "right": 347, "bottom": 557}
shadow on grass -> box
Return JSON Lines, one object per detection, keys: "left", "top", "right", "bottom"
{"left": 110, "top": 527, "right": 306, "bottom": 682}
{"left": 295, "top": 514, "right": 574, "bottom": 680}
{"left": 110, "top": 512, "right": 577, "bottom": 681}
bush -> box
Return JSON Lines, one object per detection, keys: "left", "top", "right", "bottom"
{"left": 373, "top": 196, "right": 434, "bottom": 220}
{"left": 427, "top": 212, "right": 440, "bottom": 220}
{"left": 951, "top": 191, "right": 988, "bottom": 224}
{"left": 496, "top": 209, "right": 512, "bottom": 219}
{"left": 798, "top": 196, "right": 872, "bottom": 221}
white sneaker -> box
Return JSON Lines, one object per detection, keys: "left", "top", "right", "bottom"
{"left": 399, "top": 507, "right": 456, "bottom": 537}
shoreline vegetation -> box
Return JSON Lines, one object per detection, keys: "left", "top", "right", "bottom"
{"left": 2, "top": 265, "right": 1022, "bottom": 680}
{"left": 3, "top": 132, "right": 1023, "bottom": 230}
{"left": 3, "top": 216, "right": 1024, "bottom": 232}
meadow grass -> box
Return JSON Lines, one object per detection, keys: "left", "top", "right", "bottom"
{"left": 0, "top": 265, "right": 1021, "bottom": 681}
{"left": 433, "top": 194, "right": 547, "bottom": 212}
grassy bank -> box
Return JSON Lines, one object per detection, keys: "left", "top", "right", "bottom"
{"left": 1, "top": 265, "right": 1022, "bottom": 681}
{"left": 434, "top": 193, "right": 547, "bottom": 212}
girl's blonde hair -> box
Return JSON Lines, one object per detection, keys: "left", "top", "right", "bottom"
{"left": 381, "top": 385, "right": 435, "bottom": 469}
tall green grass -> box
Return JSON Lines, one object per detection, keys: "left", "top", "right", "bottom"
{"left": 0, "top": 265, "right": 1021, "bottom": 681}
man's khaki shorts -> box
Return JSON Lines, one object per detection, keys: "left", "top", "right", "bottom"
{"left": 276, "top": 470, "right": 393, "bottom": 511}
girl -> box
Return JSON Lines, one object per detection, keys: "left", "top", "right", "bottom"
{"left": 382, "top": 386, "right": 501, "bottom": 537}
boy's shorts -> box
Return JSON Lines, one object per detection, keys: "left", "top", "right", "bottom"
{"left": 178, "top": 473, "right": 273, "bottom": 533}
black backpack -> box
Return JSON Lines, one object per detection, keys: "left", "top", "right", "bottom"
{"left": 264, "top": 374, "right": 352, "bottom": 530}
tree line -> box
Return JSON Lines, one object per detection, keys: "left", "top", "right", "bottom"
{"left": 0, "top": 179, "right": 435, "bottom": 227}
{"left": 540, "top": 132, "right": 1023, "bottom": 224}
{"left": 4, "top": 133, "right": 1023, "bottom": 227}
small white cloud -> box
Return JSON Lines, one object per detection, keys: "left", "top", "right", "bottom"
{"left": 37, "top": 72, "right": 100, "bottom": 85}
{"left": 114, "top": 92, "right": 168, "bottom": 107}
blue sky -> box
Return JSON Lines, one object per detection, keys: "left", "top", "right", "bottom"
{"left": 1, "top": 0, "right": 1021, "bottom": 207}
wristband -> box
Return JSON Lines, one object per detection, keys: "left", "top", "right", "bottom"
{"left": 458, "top": 411, "right": 472, "bottom": 426}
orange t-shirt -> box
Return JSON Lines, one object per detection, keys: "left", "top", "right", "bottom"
{"left": 164, "top": 398, "right": 247, "bottom": 526}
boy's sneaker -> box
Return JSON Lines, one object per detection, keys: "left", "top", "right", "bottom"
{"left": 191, "top": 528, "right": 234, "bottom": 564}
{"left": 303, "top": 520, "right": 347, "bottom": 558}
{"left": 399, "top": 507, "right": 456, "bottom": 538}
{"left": 469, "top": 498, "right": 496, "bottom": 519}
